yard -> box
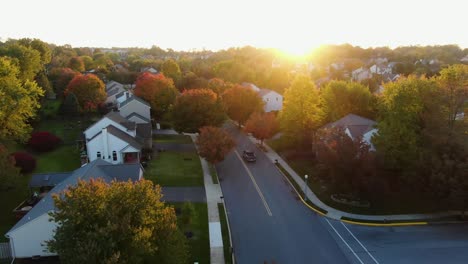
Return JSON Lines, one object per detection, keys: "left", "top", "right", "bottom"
{"left": 268, "top": 138, "right": 445, "bottom": 215}
{"left": 169, "top": 202, "right": 210, "bottom": 264}
{"left": 146, "top": 134, "right": 204, "bottom": 187}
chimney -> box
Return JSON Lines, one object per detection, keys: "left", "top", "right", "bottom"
{"left": 102, "top": 127, "right": 109, "bottom": 160}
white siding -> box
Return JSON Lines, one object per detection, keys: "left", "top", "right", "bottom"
{"left": 119, "top": 101, "right": 151, "bottom": 123}
{"left": 86, "top": 132, "right": 132, "bottom": 164}
{"left": 8, "top": 214, "right": 57, "bottom": 258}
{"left": 262, "top": 92, "right": 283, "bottom": 112}
{"left": 84, "top": 117, "right": 134, "bottom": 140}
{"left": 363, "top": 128, "right": 378, "bottom": 151}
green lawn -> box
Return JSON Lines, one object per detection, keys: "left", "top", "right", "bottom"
{"left": 40, "top": 99, "right": 61, "bottom": 119}
{"left": 169, "top": 202, "right": 210, "bottom": 264}
{"left": 35, "top": 145, "right": 80, "bottom": 173}
{"left": 145, "top": 151, "right": 204, "bottom": 187}
{"left": 218, "top": 203, "right": 232, "bottom": 264}
{"left": 153, "top": 134, "right": 193, "bottom": 144}
{"left": 210, "top": 164, "right": 218, "bottom": 184}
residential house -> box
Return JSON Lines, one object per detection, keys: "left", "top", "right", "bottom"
{"left": 461, "top": 55, "right": 468, "bottom": 63}
{"left": 370, "top": 64, "right": 392, "bottom": 75}
{"left": 243, "top": 83, "right": 283, "bottom": 112}
{"left": 5, "top": 160, "right": 143, "bottom": 259}
{"left": 105, "top": 81, "right": 126, "bottom": 105}
{"left": 321, "top": 114, "right": 378, "bottom": 150}
{"left": 84, "top": 112, "right": 152, "bottom": 164}
{"left": 352, "top": 67, "right": 372, "bottom": 82}
{"left": 117, "top": 95, "right": 152, "bottom": 124}
{"left": 140, "top": 67, "right": 158, "bottom": 74}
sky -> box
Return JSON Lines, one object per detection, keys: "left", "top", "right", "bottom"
{"left": 1, "top": 0, "right": 466, "bottom": 55}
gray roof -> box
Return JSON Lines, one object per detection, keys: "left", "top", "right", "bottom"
{"left": 126, "top": 112, "right": 151, "bottom": 123}
{"left": 7, "top": 159, "right": 142, "bottom": 235}
{"left": 106, "top": 81, "right": 123, "bottom": 91}
{"left": 322, "top": 114, "right": 376, "bottom": 139}
{"left": 119, "top": 95, "right": 151, "bottom": 108}
{"left": 106, "top": 125, "right": 142, "bottom": 150}
{"left": 258, "top": 89, "right": 273, "bottom": 97}
{"left": 29, "top": 172, "right": 72, "bottom": 188}
{"left": 105, "top": 111, "right": 136, "bottom": 130}
{"left": 107, "top": 87, "right": 122, "bottom": 97}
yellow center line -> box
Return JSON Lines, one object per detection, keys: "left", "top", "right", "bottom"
{"left": 234, "top": 150, "right": 273, "bottom": 216}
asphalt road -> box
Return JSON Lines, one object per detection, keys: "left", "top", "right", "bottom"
{"left": 217, "top": 124, "right": 468, "bottom": 264}
{"left": 217, "top": 124, "right": 349, "bottom": 264}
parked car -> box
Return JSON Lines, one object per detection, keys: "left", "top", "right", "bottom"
{"left": 242, "top": 150, "right": 256, "bottom": 162}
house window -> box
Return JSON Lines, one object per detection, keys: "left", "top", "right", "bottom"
{"left": 266, "top": 98, "right": 270, "bottom": 102}
{"left": 113, "top": 151, "right": 117, "bottom": 161}
{"left": 97, "top": 152, "right": 101, "bottom": 159}
{"left": 276, "top": 97, "right": 279, "bottom": 101}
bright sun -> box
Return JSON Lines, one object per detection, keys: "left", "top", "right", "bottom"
{"left": 276, "top": 41, "right": 321, "bottom": 59}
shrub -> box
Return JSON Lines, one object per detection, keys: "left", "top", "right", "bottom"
{"left": 13, "top": 152, "right": 37, "bottom": 173}
{"left": 28, "top": 131, "right": 62, "bottom": 152}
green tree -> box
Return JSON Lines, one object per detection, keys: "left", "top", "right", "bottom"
{"left": 134, "top": 72, "right": 178, "bottom": 120}
{"left": 373, "top": 76, "right": 440, "bottom": 171}
{"left": 68, "top": 56, "right": 85, "bottom": 72}
{"left": 0, "top": 57, "right": 43, "bottom": 141}
{"left": 80, "top": 55, "right": 94, "bottom": 70}
{"left": 35, "top": 71, "right": 53, "bottom": 96}
{"left": 438, "top": 64, "right": 468, "bottom": 131}
{"left": 196, "top": 126, "right": 235, "bottom": 164}
{"left": 0, "top": 43, "right": 42, "bottom": 81}
{"left": 321, "top": 80, "right": 374, "bottom": 122}
{"left": 65, "top": 74, "right": 106, "bottom": 112}
{"left": 172, "top": 89, "right": 225, "bottom": 133}
{"left": 279, "top": 74, "right": 323, "bottom": 145}
{"left": 17, "top": 38, "right": 52, "bottom": 66}
{"left": 48, "top": 67, "right": 80, "bottom": 97}
{"left": 222, "top": 85, "right": 264, "bottom": 127}
{"left": 161, "top": 59, "right": 182, "bottom": 85}
{"left": 47, "top": 179, "right": 188, "bottom": 264}
{"left": 0, "top": 144, "right": 20, "bottom": 191}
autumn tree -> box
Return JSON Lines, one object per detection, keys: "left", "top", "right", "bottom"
{"left": 196, "top": 126, "right": 235, "bottom": 164}
{"left": 47, "top": 179, "right": 188, "bottom": 264}
{"left": 279, "top": 74, "right": 323, "bottom": 146}
{"left": 80, "top": 55, "right": 94, "bottom": 70}
{"left": 321, "top": 80, "right": 375, "bottom": 122}
{"left": 222, "top": 85, "right": 264, "bottom": 127}
{"left": 68, "top": 56, "right": 85, "bottom": 72}
{"left": 0, "top": 145, "right": 20, "bottom": 191}
{"left": 207, "top": 78, "right": 231, "bottom": 95}
{"left": 161, "top": 59, "right": 182, "bottom": 85}
{"left": 0, "top": 57, "right": 43, "bottom": 141}
{"left": 65, "top": 74, "right": 106, "bottom": 112}
{"left": 134, "top": 72, "right": 178, "bottom": 120}
{"left": 48, "top": 67, "right": 81, "bottom": 97}
{"left": 438, "top": 64, "right": 468, "bottom": 131}
{"left": 244, "top": 112, "right": 279, "bottom": 145}
{"left": 172, "top": 89, "right": 225, "bottom": 133}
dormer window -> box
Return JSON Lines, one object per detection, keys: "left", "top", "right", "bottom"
{"left": 97, "top": 152, "right": 101, "bottom": 159}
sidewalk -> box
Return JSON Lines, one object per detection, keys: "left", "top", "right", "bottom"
{"left": 188, "top": 134, "right": 225, "bottom": 264}
{"left": 248, "top": 135, "right": 461, "bottom": 223}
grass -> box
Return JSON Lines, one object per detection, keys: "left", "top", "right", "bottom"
{"left": 145, "top": 151, "right": 204, "bottom": 187}
{"left": 40, "top": 100, "right": 61, "bottom": 119}
{"left": 153, "top": 134, "right": 193, "bottom": 144}
{"left": 218, "top": 203, "right": 232, "bottom": 264}
{"left": 210, "top": 164, "right": 218, "bottom": 184}
{"left": 35, "top": 145, "right": 80, "bottom": 173}
{"left": 169, "top": 202, "right": 210, "bottom": 264}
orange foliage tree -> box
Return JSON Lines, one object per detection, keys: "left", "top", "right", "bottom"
{"left": 134, "top": 72, "right": 178, "bottom": 120}
{"left": 196, "top": 126, "right": 235, "bottom": 164}
{"left": 244, "top": 112, "right": 279, "bottom": 145}
{"left": 172, "top": 89, "right": 225, "bottom": 133}
{"left": 222, "top": 85, "right": 264, "bottom": 127}
{"left": 65, "top": 74, "right": 106, "bottom": 112}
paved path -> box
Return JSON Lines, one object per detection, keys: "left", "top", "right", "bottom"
{"left": 255, "top": 136, "right": 462, "bottom": 222}
{"left": 152, "top": 129, "right": 178, "bottom": 135}
{"left": 154, "top": 142, "right": 197, "bottom": 152}
{"left": 188, "top": 134, "right": 225, "bottom": 264}
{"left": 161, "top": 187, "right": 206, "bottom": 202}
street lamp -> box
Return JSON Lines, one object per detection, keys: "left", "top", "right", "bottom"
{"left": 303, "top": 175, "right": 309, "bottom": 202}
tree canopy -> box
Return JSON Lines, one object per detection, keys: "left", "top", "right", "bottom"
{"left": 244, "top": 112, "right": 279, "bottom": 145}
{"left": 222, "top": 85, "right": 264, "bottom": 127}
{"left": 161, "top": 59, "right": 182, "bottom": 86}
{"left": 134, "top": 72, "right": 178, "bottom": 120}
{"left": 65, "top": 74, "right": 106, "bottom": 112}
{"left": 172, "top": 89, "right": 225, "bottom": 133}
{"left": 47, "top": 179, "right": 188, "bottom": 264}
{"left": 196, "top": 126, "right": 235, "bottom": 164}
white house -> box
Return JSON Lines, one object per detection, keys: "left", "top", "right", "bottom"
{"left": 5, "top": 160, "right": 143, "bottom": 259}
{"left": 118, "top": 95, "right": 152, "bottom": 124}
{"left": 84, "top": 111, "right": 136, "bottom": 141}
{"left": 140, "top": 67, "right": 158, "bottom": 74}
{"left": 321, "top": 113, "right": 378, "bottom": 150}
{"left": 258, "top": 89, "right": 283, "bottom": 112}
{"left": 370, "top": 64, "right": 392, "bottom": 75}
{"left": 243, "top": 83, "right": 283, "bottom": 112}
{"left": 352, "top": 67, "right": 372, "bottom": 82}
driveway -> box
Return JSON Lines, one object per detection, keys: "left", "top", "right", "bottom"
{"left": 161, "top": 187, "right": 206, "bottom": 202}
